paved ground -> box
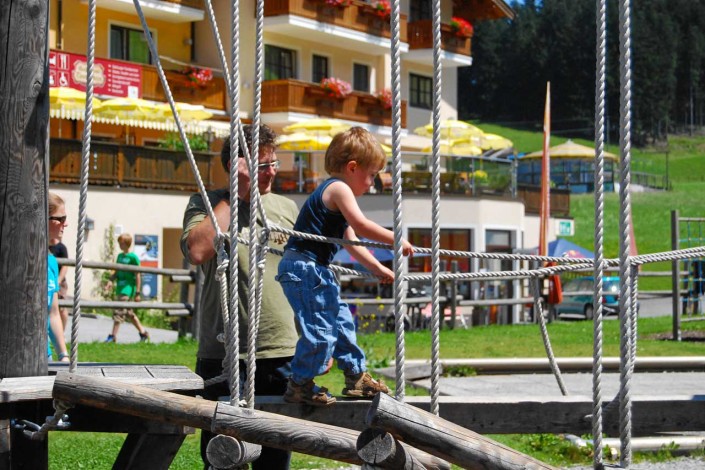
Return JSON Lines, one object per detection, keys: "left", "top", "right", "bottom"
{"left": 63, "top": 313, "right": 179, "bottom": 344}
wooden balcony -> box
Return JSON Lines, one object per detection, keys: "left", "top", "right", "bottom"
{"left": 141, "top": 66, "right": 227, "bottom": 113}
{"left": 49, "top": 138, "right": 218, "bottom": 192}
{"left": 264, "top": 0, "right": 407, "bottom": 43}
{"left": 407, "top": 20, "right": 471, "bottom": 57}
{"left": 517, "top": 185, "right": 571, "bottom": 217}
{"left": 262, "top": 79, "right": 406, "bottom": 128}
{"left": 163, "top": 0, "right": 204, "bottom": 8}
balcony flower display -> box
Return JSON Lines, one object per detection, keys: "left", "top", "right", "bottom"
{"left": 183, "top": 66, "right": 213, "bottom": 88}
{"left": 449, "top": 17, "right": 473, "bottom": 38}
{"left": 371, "top": 0, "right": 391, "bottom": 19}
{"left": 320, "top": 77, "right": 352, "bottom": 99}
{"left": 375, "top": 88, "right": 392, "bottom": 110}
{"left": 324, "top": 0, "right": 352, "bottom": 7}
{"left": 472, "top": 169, "right": 488, "bottom": 184}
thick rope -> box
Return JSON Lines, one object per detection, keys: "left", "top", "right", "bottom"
{"left": 592, "top": 0, "right": 608, "bottom": 465}
{"left": 20, "top": 400, "right": 73, "bottom": 441}
{"left": 531, "top": 277, "right": 568, "bottom": 395}
{"left": 428, "top": 0, "right": 443, "bottom": 416}
{"left": 617, "top": 0, "right": 634, "bottom": 464}
{"left": 69, "top": 0, "right": 99, "bottom": 372}
{"left": 389, "top": 0, "right": 406, "bottom": 402}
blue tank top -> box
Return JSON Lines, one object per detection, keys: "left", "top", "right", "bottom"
{"left": 285, "top": 178, "right": 348, "bottom": 265}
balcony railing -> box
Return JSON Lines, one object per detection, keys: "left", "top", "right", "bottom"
{"left": 262, "top": 79, "right": 406, "bottom": 128}
{"left": 49, "top": 138, "right": 218, "bottom": 192}
{"left": 264, "top": 0, "right": 407, "bottom": 42}
{"left": 163, "top": 0, "right": 204, "bottom": 8}
{"left": 407, "top": 19, "right": 471, "bottom": 56}
{"left": 141, "top": 66, "right": 227, "bottom": 112}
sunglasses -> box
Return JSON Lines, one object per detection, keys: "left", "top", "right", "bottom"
{"left": 49, "top": 215, "right": 67, "bottom": 224}
{"left": 257, "top": 161, "right": 280, "bottom": 172}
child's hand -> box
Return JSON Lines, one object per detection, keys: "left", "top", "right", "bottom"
{"left": 134, "top": 293, "right": 141, "bottom": 302}
{"left": 373, "top": 265, "right": 395, "bottom": 284}
{"left": 401, "top": 239, "right": 415, "bottom": 257}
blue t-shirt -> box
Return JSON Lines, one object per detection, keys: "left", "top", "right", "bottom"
{"left": 47, "top": 254, "right": 60, "bottom": 357}
{"left": 284, "top": 178, "right": 348, "bottom": 265}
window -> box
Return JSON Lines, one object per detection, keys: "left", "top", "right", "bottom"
{"left": 265, "top": 45, "right": 297, "bottom": 81}
{"left": 312, "top": 55, "right": 328, "bottom": 83}
{"left": 409, "top": 73, "right": 432, "bottom": 109}
{"left": 353, "top": 63, "right": 370, "bottom": 93}
{"left": 110, "top": 25, "right": 152, "bottom": 64}
{"left": 409, "top": 0, "right": 432, "bottom": 22}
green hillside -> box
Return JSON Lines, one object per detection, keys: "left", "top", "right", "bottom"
{"left": 474, "top": 122, "right": 705, "bottom": 290}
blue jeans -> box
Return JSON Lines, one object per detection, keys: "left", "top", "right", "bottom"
{"left": 277, "top": 251, "right": 366, "bottom": 384}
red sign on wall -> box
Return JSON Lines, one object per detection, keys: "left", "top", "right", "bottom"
{"left": 49, "top": 50, "right": 143, "bottom": 98}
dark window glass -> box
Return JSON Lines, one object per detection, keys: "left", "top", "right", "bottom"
{"left": 409, "top": 0, "right": 432, "bottom": 22}
{"left": 265, "top": 45, "right": 297, "bottom": 81}
{"left": 110, "top": 25, "right": 152, "bottom": 64}
{"left": 409, "top": 73, "right": 432, "bottom": 109}
{"left": 312, "top": 55, "right": 328, "bottom": 83}
{"left": 353, "top": 63, "right": 370, "bottom": 92}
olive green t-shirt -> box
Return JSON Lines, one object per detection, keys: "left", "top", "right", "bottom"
{"left": 181, "top": 190, "right": 299, "bottom": 360}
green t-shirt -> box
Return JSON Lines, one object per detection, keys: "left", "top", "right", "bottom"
{"left": 181, "top": 190, "right": 300, "bottom": 360}
{"left": 115, "top": 251, "right": 140, "bottom": 298}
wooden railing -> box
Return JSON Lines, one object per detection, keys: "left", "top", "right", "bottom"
{"left": 407, "top": 20, "right": 471, "bottom": 56}
{"left": 517, "top": 185, "right": 571, "bottom": 217}
{"left": 262, "top": 79, "right": 407, "bottom": 128}
{"left": 141, "top": 66, "right": 227, "bottom": 112}
{"left": 49, "top": 138, "right": 218, "bottom": 192}
{"left": 264, "top": 0, "right": 407, "bottom": 42}
{"left": 163, "top": 0, "right": 204, "bottom": 8}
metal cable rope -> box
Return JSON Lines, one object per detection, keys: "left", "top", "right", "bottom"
{"left": 592, "top": 0, "right": 608, "bottom": 465}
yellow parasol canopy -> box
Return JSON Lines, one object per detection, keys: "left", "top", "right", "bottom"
{"left": 524, "top": 139, "right": 618, "bottom": 160}
{"left": 414, "top": 119, "right": 485, "bottom": 139}
{"left": 421, "top": 138, "right": 483, "bottom": 156}
{"left": 49, "top": 87, "right": 102, "bottom": 118}
{"left": 156, "top": 102, "right": 213, "bottom": 122}
{"left": 478, "top": 133, "right": 513, "bottom": 151}
{"left": 94, "top": 97, "right": 161, "bottom": 122}
{"left": 283, "top": 118, "right": 350, "bottom": 136}
{"left": 277, "top": 132, "right": 332, "bottom": 151}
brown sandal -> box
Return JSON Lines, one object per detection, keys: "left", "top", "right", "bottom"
{"left": 284, "top": 379, "right": 336, "bottom": 406}
{"left": 342, "top": 372, "right": 390, "bottom": 398}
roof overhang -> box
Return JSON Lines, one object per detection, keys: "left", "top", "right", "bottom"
{"left": 452, "top": 0, "right": 516, "bottom": 22}
{"left": 86, "top": 0, "right": 204, "bottom": 23}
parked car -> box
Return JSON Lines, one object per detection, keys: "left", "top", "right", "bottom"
{"left": 551, "top": 276, "right": 621, "bottom": 320}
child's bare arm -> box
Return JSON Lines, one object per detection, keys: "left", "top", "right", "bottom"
{"left": 343, "top": 228, "right": 393, "bottom": 282}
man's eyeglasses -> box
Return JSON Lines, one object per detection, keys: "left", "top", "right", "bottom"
{"left": 257, "top": 161, "right": 280, "bottom": 172}
{"left": 49, "top": 216, "right": 67, "bottom": 224}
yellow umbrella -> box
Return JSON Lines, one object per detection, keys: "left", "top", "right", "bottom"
{"left": 277, "top": 132, "right": 332, "bottom": 151}
{"left": 524, "top": 139, "right": 618, "bottom": 160}
{"left": 414, "top": 119, "right": 485, "bottom": 139}
{"left": 479, "top": 133, "right": 513, "bottom": 151}
{"left": 156, "top": 102, "right": 213, "bottom": 122}
{"left": 283, "top": 118, "right": 350, "bottom": 136}
{"left": 421, "top": 138, "right": 483, "bottom": 156}
{"left": 95, "top": 97, "right": 161, "bottom": 122}
{"left": 49, "top": 87, "right": 102, "bottom": 111}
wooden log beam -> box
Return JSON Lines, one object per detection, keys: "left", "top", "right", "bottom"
{"left": 367, "top": 393, "right": 557, "bottom": 470}
{"left": 206, "top": 435, "right": 261, "bottom": 469}
{"left": 357, "top": 428, "right": 429, "bottom": 469}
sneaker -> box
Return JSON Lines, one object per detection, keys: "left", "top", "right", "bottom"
{"left": 342, "top": 371, "right": 389, "bottom": 398}
{"left": 139, "top": 331, "right": 150, "bottom": 342}
{"left": 283, "top": 379, "right": 336, "bottom": 406}
{"left": 104, "top": 335, "right": 115, "bottom": 343}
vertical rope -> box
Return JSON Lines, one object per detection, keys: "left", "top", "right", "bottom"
{"left": 592, "top": 0, "right": 608, "bottom": 465}
{"left": 69, "top": 0, "right": 98, "bottom": 371}
{"left": 428, "top": 0, "right": 443, "bottom": 416}
{"left": 617, "top": 0, "right": 634, "bottom": 465}
{"left": 244, "top": 0, "right": 267, "bottom": 408}
{"left": 390, "top": 0, "right": 406, "bottom": 401}
{"left": 226, "top": 0, "right": 242, "bottom": 407}
{"left": 532, "top": 278, "right": 568, "bottom": 396}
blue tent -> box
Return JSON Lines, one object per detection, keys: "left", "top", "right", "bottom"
{"left": 548, "top": 239, "right": 594, "bottom": 258}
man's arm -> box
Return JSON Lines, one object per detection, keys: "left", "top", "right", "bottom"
{"left": 185, "top": 199, "right": 231, "bottom": 265}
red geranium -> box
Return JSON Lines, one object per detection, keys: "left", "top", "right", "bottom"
{"left": 183, "top": 66, "right": 213, "bottom": 89}
{"left": 372, "top": 0, "right": 391, "bottom": 19}
{"left": 449, "top": 17, "right": 473, "bottom": 38}
{"left": 321, "top": 77, "right": 352, "bottom": 99}
{"left": 375, "top": 88, "right": 392, "bottom": 110}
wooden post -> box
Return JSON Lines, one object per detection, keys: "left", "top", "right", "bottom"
{"left": 367, "top": 393, "right": 557, "bottom": 470}
{"left": 449, "top": 260, "right": 458, "bottom": 329}
{"left": 357, "top": 428, "right": 428, "bottom": 470}
{"left": 671, "top": 210, "right": 681, "bottom": 341}
{"left": 206, "top": 435, "right": 261, "bottom": 469}
{"left": 0, "top": 0, "right": 51, "bottom": 467}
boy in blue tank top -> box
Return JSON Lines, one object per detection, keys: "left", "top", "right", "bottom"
{"left": 277, "top": 127, "right": 414, "bottom": 405}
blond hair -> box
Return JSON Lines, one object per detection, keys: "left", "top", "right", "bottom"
{"left": 324, "top": 127, "right": 386, "bottom": 174}
{"left": 48, "top": 192, "right": 65, "bottom": 216}
{"left": 117, "top": 233, "right": 133, "bottom": 248}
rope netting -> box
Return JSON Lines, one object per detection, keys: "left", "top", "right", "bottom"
{"left": 37, "top": 0, "right": 705, "bottom": 468}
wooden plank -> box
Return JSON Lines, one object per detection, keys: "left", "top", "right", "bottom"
{"left": 113, "top": 433, "right": 187, "bottom": 470}
{"left": 254, "top": 394, "right": 705, "bottom": 436}
{"left": 367, "top": 393, "right": 557, "bottom": 470}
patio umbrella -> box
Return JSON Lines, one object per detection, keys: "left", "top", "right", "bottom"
{"left": 277, "top": 132, "right": 332, "bottom": 151}
{"left": 413, "top": 119, "right": 485, "bottom": 139}
{"left": 283, "top": 118, "right": 350, "bottom": 136}
{"left": 421, "top": 138, "right": 483, "bottom": 156}
{"left": 478, "top": 133, "right": 513, "bottom": 151}
{"left": 156, "top": 102, "right": 213, "bottom": 122}
{"left": 524, "top": 139, "right": 618, "bottom": 160}
{"left": 95, "top": 98, "right": 163, "bottom": 143}
{"left": 49, "top": 87, "right": 102, "bottom": 137}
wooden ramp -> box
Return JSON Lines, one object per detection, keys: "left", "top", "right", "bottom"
{"left": 1, "top": 364, "right": 202, "bottom": 470}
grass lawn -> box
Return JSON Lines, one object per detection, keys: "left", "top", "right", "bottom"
{"left": 49, "top": 316, "right": 704, "bottom": 469}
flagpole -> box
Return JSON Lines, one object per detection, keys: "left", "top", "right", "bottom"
{"left": 539, "top": 82, "right": 551, "bottom": 257}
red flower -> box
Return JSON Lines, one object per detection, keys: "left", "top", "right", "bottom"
{"left": 449, "top": 17, "right": 473, "bottom": 38}
{"left": 324, "top": 0, "right": 351, "bottom": 7}
{"left": 372, "top": 0, "right": 391, "bottom": 19}
{"left": 321, "top": 77, "right": 352, "bottom": 99}
{"left": 375, "top": 88, "right": 392, "bottom": 110}
{"left": 183, "top": 66, "right": 213, "bottom": 89}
